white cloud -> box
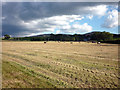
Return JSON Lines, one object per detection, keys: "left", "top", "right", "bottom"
{"left": 26, "top": 32, "right": 43, "bottom": 37}
{"left": 60, "top": 23, "right": 92, "bottom": 33}
{"left": 71, "top": 23, "right": 92, "bottom": 33}
{"left": 84, "top": 5, "right": 108, "bottom": 16}
{"left": 102, "top": 9, "right": 118, "bottom": 28}
{"left": 20, "top": 15, "right": 93, "bottom": 34}
{"left": 20, "top": 15, "right": 85, "bottom": 34}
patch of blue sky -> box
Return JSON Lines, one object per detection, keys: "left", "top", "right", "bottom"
{"left": 70, "top": 14, "right": 118, "bottom": 34}
{"left": 107, "top": 5, "right": 118, "bottom": 12}
{"left": 53, "top": 28, "right": 59, "bottom": 34}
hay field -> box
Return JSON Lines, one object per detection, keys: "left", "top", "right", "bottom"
{"left": 2, "top": 41, "right": 119, "bottom": 88}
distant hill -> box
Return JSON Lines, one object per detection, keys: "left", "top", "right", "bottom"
{"left": 29, "top": 31, "right": 119, "bottom": 38}
{"left": 3, "top": 31, "right": 120, "bottom": 44}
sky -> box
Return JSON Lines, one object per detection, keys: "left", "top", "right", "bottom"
{"left": 2, "top": 2, "right": 119, "bottom": 37}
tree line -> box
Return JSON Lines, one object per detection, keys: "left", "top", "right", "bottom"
{"left": 3, "top": 31, "right": 120, "bottom": 44}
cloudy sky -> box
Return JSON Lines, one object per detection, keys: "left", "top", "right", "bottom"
{"left": 2, "top": 2, "right": 119, "bottom": 37}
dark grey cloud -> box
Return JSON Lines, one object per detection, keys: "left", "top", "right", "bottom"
{"left": 2, "top": 2, "right": 118, "bottom": 37}
{"left": 2, "top": 24, "right": 36, "bottom": 37}
{"left": 3, "top": 2, "right": 117, "bottom": 21}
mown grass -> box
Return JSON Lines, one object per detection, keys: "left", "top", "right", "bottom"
{"left": 2, "top": 61, "right": 69, "bottom": 88}
{"left": 3, "top": 61, "right": 53, "bottom": 88}
{"left": 2, "top": 41, "right": 119, "bottom": 88}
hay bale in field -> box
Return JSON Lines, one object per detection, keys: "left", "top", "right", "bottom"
{"left": 44, "top": 41, "right": 47, "bottom": 44}
{"left": 97, "top": 42, "right": 101, "bottom": 44}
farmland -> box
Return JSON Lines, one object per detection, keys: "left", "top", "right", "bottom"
{"left": 2, "top": 41, "right": 119, "bottom": 88}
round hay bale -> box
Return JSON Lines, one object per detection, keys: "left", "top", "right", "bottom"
{"left": 44, "top": 41, "right": 47, "bottom": 44}
{"left": 97, "top": 42, "right": 101, "bottom": 44}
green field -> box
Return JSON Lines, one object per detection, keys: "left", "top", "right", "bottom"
{"left": 2, "top": 41, "right": 119, "bottom": 88}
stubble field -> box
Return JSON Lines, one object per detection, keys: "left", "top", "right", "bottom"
{"left": 2, "top": 41, "right": 119, "bottom": 88}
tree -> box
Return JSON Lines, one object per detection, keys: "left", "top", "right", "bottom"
{"left": 91, "top": 31, "right": 113, "bottom": 41}
{"left": 4, "top": 34, "right": 11, "bottom": 40}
